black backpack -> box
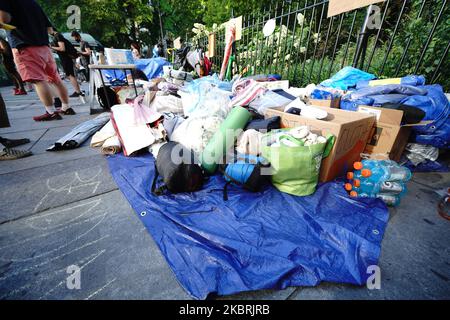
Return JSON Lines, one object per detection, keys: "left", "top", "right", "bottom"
{"left": 61, "top": 37, "right": 79, "bottom": 59}
{"left": 152, "top": 142, "right": 205, "bottom": 195}
{"left": 97, "top": 86, "right": 119, "bottom": 110}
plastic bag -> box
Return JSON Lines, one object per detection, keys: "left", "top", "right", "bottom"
{"left": 170, "top": 116, "right": 223, "bottom": 156}
{"left": 180, "top": 77, "right": 233, "bottom": 117}
{"left": 321, "top": 66, "right": 375, "bottom": 90}
{"left": 151, "top": 93, "right": 184, "bottom": 115}
{"left": 248, "top": 90, "right": 292, "bottom": 114}
{"left": 405, "top": 143, "right": 439, "bottom": 166}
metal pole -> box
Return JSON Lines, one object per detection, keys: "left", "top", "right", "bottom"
{"left": 353, "top": 4, "right": 374, "bottom": 68}
{"left": 157, "top": 2, "right": 167, "bottom": 58}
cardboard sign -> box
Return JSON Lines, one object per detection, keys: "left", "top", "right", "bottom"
{"left": 327, "top": 0, "right": 385, "bottom": 17}
{"left": 224, "top": 16, "right": 243, "bottom": 41}
{"left": 104, "top": 48, "right": 134, "bottom": 65}
{"left": 173, "top": 37, "right": 181, "bottom": 49}
{"left": 208, "top": 33, "right": 215, "bottom": 58}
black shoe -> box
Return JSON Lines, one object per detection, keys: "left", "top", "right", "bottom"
{"left": 69, "top": 91, "right": 85, "bottom": 97}
{"left": 0, "top": 148, "right": 32, "bottom": 160}
{"left": 0, "top": 137, "right": 30, "bottom": 148}
{"left": 56, "top": 107, "right": 76, "bottom": 115}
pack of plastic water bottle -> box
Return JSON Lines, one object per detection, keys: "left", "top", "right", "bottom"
{"left": 344, "top": 159, "right": 412, "bottom": 206}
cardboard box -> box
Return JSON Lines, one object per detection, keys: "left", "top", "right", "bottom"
{"left": 357, "top": 106, "right": 417, "bottom": 161}
{"left": 307, "top": 97, "right": 341, "bottom": 108}
{"left": 265, "top": 106, "right": 375, "bottom": 182}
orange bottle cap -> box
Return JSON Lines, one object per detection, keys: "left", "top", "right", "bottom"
{"left": 349, "top": 191, "right": 358, "bottom": 197}
{"left": 344, "top": 183, "right": 353, "bottom": 191}
{"left": 347, "top": 172, "right": 354, "bottom": 180}
{"left": 361, "top": 169, "right": 372, "bottom": 177}
{"left": 353, "top": 179, "right": 361, "bottom": 187}
{"left": 353, "top": 162, "right": 363, "bottom": 170}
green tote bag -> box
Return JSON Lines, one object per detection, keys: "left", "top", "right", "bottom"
{"left": 261, "top": 133, "right": 335, "bottom": 196}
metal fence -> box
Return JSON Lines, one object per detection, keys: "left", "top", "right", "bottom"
{"left": 193, "top": 0, "right": 449, "bottom": 90}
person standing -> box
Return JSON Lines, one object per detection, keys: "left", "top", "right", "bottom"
{"left": 71, "top": 30, "right": 91, "bottom": 81}
{"left": 50, "top": 30, "right": 84, "bottom": 98}
{"left": 0, "top": 37, "right": 26, "bottom": 95}
{"left": 0, "top": 0, "right": 76, "bottom": 121}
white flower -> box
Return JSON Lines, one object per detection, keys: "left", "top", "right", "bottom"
{"left": 297, "top": 13, "right": 305, "bottom": 26}
{"left": 313, "top": 33, "right": 320, "bottom": 43}
{"left": 300, "top": 46, "right": 306, "bottom": 53}
{"left": 285, "top": 54, "right": 291, "bottom": 61}
{"left": 280, "top": 25, "right": 288, "bottom": 38}
{"left": 194, "top": 23, "right": 205, "bottom": 30}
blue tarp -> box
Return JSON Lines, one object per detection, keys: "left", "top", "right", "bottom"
{"left": 103, "top": 57, "right": 171, "bottom": 82}
{"left": 107, "top": 153, "right": 389, "bottom": 299}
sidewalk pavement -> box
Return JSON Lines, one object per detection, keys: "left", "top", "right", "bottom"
{"left": 0, "top": 83, "right": 449, "bottom": 300}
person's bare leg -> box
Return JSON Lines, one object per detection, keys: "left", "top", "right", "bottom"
{"left": 52, "top": 81, "right": 69, "bottom": 104}
{"left": 53, "top": 80, "right": 74, "bottom": 112}
{"left": 33, "top": 81, "right": 54, "bottom": 107}
{"left": 68, "top": 75, "right": 81, "bottom": 93}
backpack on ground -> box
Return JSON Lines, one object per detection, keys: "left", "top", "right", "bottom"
{"left": 97, "top": 86, "right": 119, "bottom": 110}
{"left": 152, "top": 142, "right": 205, "bottom": 195}
{"left": 219, "top": 154, "right": 270, "bottom": 201}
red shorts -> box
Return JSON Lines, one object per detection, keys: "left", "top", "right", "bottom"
{"left": 12, "top": 46, "right": 61, "bottom": 84}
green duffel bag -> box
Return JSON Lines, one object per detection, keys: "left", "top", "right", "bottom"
{"left": 261, "top": 132, "right": 335, "bottom": 196}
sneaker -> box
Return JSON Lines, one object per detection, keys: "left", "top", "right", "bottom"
{"left": 69, "top": 91, "right": 85, "bottom": 97}
{"left": 0, "top": 148, "right": 32, "bottom": 160}
{"left": 14, "top": 89, "right": 27, "bottom": 96}
{"left": 0, "top": 137, "right": 30, "bottom": 148}
{"left": 56, "top": 107, "right": 76, "bottom": 115}
{"left": 33, "top": 112, "right": 62, "bottom": 121}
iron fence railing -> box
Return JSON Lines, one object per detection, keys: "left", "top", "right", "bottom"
{"left": 190, "top": 0, "right": 449, "bottom": 90}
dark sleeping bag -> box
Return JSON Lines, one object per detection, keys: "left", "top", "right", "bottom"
{"left": 152, "top": 142, "right": 204, "bottom": 195}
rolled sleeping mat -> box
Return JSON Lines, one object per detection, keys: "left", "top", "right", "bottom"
{"left": 200, "top": 106, "right": 251, "bottom": 174}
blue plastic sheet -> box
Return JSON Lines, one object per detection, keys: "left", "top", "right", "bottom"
{"left": 321, "top": 66, "right": 375, "bottom": 90}
{"left": 103, "top": 57, "right": 171, "bottom": 81}
{"left": 356, "top": 75, "right": 426, "bottom": 89}
{"left": 107, "top": 153, "right": 389, "bottom": 299}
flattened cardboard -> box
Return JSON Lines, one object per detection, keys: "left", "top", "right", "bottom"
{"left": 327, "top": 0, "right": 385, "bottom": 17}
{"left": 265, "top": 106, "right": 375, "bottom": 182}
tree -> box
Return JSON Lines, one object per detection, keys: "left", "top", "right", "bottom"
{"left": 37, "top": 0, "right": 154, "bottom": 48}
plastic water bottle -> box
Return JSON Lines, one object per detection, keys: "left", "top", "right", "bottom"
{"left": 379, "top": 181, "right": 407, "bottom": 196}
{"left": 354, "top": 160, "right": 411, "bottom": 183}
{"left": 380, "top": 161, "right": 412, "bottom": 181}
{"left": 355, "top": 179, "right": 407, "bottom": 196}
{"left": 377, "top": 193, "right": 401, "bottom": 206}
